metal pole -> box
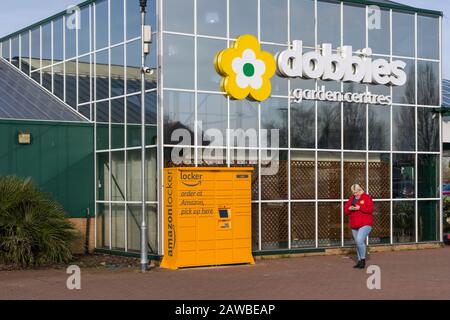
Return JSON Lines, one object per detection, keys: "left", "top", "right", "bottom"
{"left": 140, "top": 0, "right": 148, "bottom": 273}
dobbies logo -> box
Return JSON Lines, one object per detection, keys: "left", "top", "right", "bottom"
{"left": 215, "top": 34, "right": 276, "bottom": 102}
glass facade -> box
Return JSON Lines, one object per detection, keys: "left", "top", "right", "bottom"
{"left": 0, "top": 0, "right": 442, "bottom": 255}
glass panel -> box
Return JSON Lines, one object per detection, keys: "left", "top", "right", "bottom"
{"left": 127, "top": 149, "right": 142, "bottom": 201}
{"left": 96, "top": 203, "right": 110, "bottom": 248}
{"left": 262, "top": 44, "right": 288, "bottom": 96}
{"left": 418, "top": 201, "right": 439, "bottom": 242}
{"left": 163, "top": 34, "right": 195, "bottom": 90}
{"left": 369, "top": 201, "right": 391, "bottom": 244}
{"left": 393, "top": 154, "right": 415, "bottom": 199}
{"left": 393, "top": 106, "right": 415, "bottom": 152}
{"left": 230, "top": 0, "right": 257, "bottom": 38}
{"left": 126, "top": 40, "right": 141, "bottom": 94}
{"left": 111, "top": 0, "right": 125, "bottom": 45}
{"left": 198, "top": 148, "right": 227, "bottom": 166}
{"left": 418, "top": 154, "right": 439, "bottom": 198}
{"left": 318, "top": 101, "right": 341, "bottom": 149}
{"left": 42, "top": 67, "right": 52, "bottom": 92}
{"left": 96, "top": 101, "right": 110, "bottom": 150}
{"left": 393, "top": 11, "right": 414, "bottom": 57}
{"left": 368, "top": 7, "right": 390, "bottom": 55}
{"left": 96, "top": 49, "right": 109, "bottom": 100}
{"left": 164, "top": 90, "right": 195, "bottom": 145}
{"left": 42, "top": 23, "right": 52, "bottom": 63}
{"left": 317, "top": 0, "right": 340, "bottom": 48}
{"left": 97, "top": 152, "right": 110, "bottom": 201}
{"left": 197, "top": 93, "right": 227, "bottom": 147}
{"left": 318, "top": 152, "right": 341, "bottom": 199}
{"left": 127, "top": 95, "right": 141, "bottom": 147}
{"left": 65, "top": 60, "right": 77, "bottom": 108}
{"left": 291, "top": 202, "right": 315, "bottom": 248}
{"left": 230, "top": 149, "right": 259, "bottom": 200}
{"left": 11, "top": 37, "right": 19, "bottom": 68}
{"left": 30, "top": 28, "right": 41, "bottom": 72}
{"left": 393, "top": 201, "right": 415, "bottom": 243}
{"left": 79, "top": 6, "right": 91, "bottom": 55}
{"left": 290, "top": 0, "right": 315, "bottom": 47}
{"left": 343, "top": 4, "right": 365, "bottom": 50}
{"left": 392, "top": 58, "right": 415, "bottom": 105}
{"left": 20, "top": 32, "right": 30, "bottom": 75}
{"left": 261, "top": 150, "right": 288, "bottom": 200}
{"left": 127, "top": 204, "right": 158, "bottom": 253}
{"left": 261, "top": 98, "right": 289, "bottom": 148}
{"left": 111, "top": 98, "right": 125, "bottom": 149}
{"left": 369, "top": 153, "right": 390, "bottom": 199}
{"left": 78, "top": 55, "right": 91, "bottom": 104}
{"left": 318, "top": 202, "right": 341, "bottom": 247}
{"left": 95, "top": 0, "right": 109, "bottom": 50}
{"left": 164, "top": 147, "right": 195, "bottom": 167}
{"left": 53, "top": 18, "right": 64, "bottom": 63}
{"left": 417, "top": 61, "right": 439, "bottom": 106}
{"left": 197, "top": 38, "right": 226, "bottom": 92}
{"left": 369, "top": 105, "right": 390, "bottom": 151}
{"left": 146, "top": 147, "right": 158, "bottom": 201}
{"left": 197, "top": 0, "right": 226, "bottom": 37}
{"left": 79, "top": 104, "right": 92, "bottom": 120}
{"left": 291, "top": 100, "right": 315, "bottom": 148}
{"left": 126, "top": 0, "right": 141, "bottom": 39}
{"left": 65, "top": 14, "right": 77, "bottom": 59}
{"left": 111, "top": 45, "right": 125, "bottom": 97}
{"left": 343, "top": 103, "right": 366, "bottom": 150}
{"left": 344, "top": 153, "right": 366, "bottom": 199}
{"left": 418, "top": 107, "right": 439, "bottom": 152}
{"left": 261, "top": 0, "right": 288, "bottom": 44}
{"left": 229, "top": 99, "right": 259, "bottom": 148}
{"left": 417, "top": 15, "right": 439, "bottom": 60}
{"left": 1, "top": 40, "right": 9, "bottom": 60}
{"left": 163, "top": 0, "right": 194, "bottom": 34}
{"left": 291, "top": 151, "right": 315, "bottom": 199}
{"left": 111, "top": 152, "right": 125, "bottom": 201}
{"left": 111, "top": 204, "right": 125, "bottom": 250}
{"left": 53, "top": 63, "right": 64, "bottom": 100}
{"left": 261, "top": 203, "right": 289, "bottom": 250}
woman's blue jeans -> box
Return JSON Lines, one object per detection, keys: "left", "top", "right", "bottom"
{"left": 351, "top": 226, "right": 372, "bottom": 260}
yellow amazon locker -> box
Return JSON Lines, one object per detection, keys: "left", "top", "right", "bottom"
{"left": 160, "top": 167, "right": 255, "bottom": 270}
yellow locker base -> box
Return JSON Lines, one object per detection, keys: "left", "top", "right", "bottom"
{"left": 161, "top": 167, "right": 254, "bottom": 270}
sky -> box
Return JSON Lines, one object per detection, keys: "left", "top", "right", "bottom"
{"left": 0, "top": 0, "right": 448, "bottom": 78}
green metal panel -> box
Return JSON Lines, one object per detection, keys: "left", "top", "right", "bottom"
{"left": 0, "top": 119, "right": 94, "bottom": 218}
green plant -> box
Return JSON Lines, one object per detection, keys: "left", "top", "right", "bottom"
{"left": 0, "top": 176, "right": 78, "bottom": 267}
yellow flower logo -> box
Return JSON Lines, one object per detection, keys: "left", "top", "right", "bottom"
{"left": 214, "top": 34, "right": 276, "bottom": 102}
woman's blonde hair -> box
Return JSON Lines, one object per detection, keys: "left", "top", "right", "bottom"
{"left": 351, "top": 184, "right": 364, "bottom": 193}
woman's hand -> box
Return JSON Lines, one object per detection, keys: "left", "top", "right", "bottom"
{"left": 354, "top": 205, "right": 360, "bottom": 211}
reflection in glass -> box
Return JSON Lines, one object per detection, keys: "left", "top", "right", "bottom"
{"left": 291, "top": 202, "right": 315, "bottom": 248}
{"left": 344, "top": 103, "right": 366, "bottom": 150}
{"left": 111, "top": 152, "right": 125, "bottom": 201}
{"left": 230, "top": 0, "right": 257, "bottom": 38}
{"left": 418, "top": 155, "right": 439, "bottom": 198}
{"left": 53, "top": 18, "right": 63, "bottom": 63}
{"left": 261, "top": 44, "right": 288, "bottom": 96}
{"left": 20, "top": 32, "right": 30, "bottom": 75}
{"left": 111, "top": 45, "right": 125, "bottom": 97}
{"left": 318, "top": 102, "right": 341, "bottom": 149}
{"left": 95, "top": 0, "right": 109, "bottom": 50}
{"left": 65, "top": 14, "right": 77, "bottom": 59}
{"left": 344, "top": 153, "right": 366, "bottom": 199}
{"left": 318, "top": 202, "right": 341, "bottom": 247}
{"left": 343, "top": 4, "right": 365, "bottom": 50}
{"left": 163, "top": 34, "right": 194, "bottom": 89}
{"left": 111, "top": 0, "right": 125, "bottom": 45}
{"left": 1, "top": 40, "right": 9, "bottom": 60}
{"left": 145, "top": 148, "right": 158, "bottom": 201}
{"left": 53, "top": 63, "right": 64, "bottom": 100}
{"left": 291, "top": 100, "right": 315, "bottom": 148}
{"left": 291, "top": 151, "right": 315, "bottom": 199}
{"left": 261, "top": 0, "right": 288, "bottom": 44}
{"left": 163, "top": 90, "right": 195, "bottom": 145}
{"left": 78, "top": 55, "right": 91, "bottom": 104}
{"left": 97, "top": 152, "right": 110, "bottom": 201}
{"left": 368, "top": 7, "right": 390, "bottom": 55}
{"left": 261, "top": 203, "right": 289, "bottom": 250}
{"left": 111, "top": 98, "right": 125, "bottom": 149}
{"left": 197, "top": 38, "right": 226, "bottom": 91}
{"left": 111, "top": 204, "right": 125, "bottom": 250}
{"left": 290, "top": 0, "right": 315, "bottom": 46}
{"left": 197, "top": 0, "right": 226, "bottom": 37}
{"left": 393, "top": 154, "right": 415, "bottom": 199}
{"left": 126, "top": 40, "right": 141, "bottom": 94}
{"left": 95, "top": 49, "right": 109, "bottom": 100}
{"left": 11, "top": 37, "right": 19, "bottom": 68}
{"left": 42, "top": 23, "right": 51, "bottom": 62}
{"left": 369, "top": 105, "right": 390, "bottom": 151}
{"left": 393, "top": 106, "right": 415, "bottom": 151}
{"left": 369, "top": 202, "right": 391, "bottom": 244}
{"left": 393, "top": 59, "right": 415, "bottom": 104}
{"left": 65, "top": 60, "right": 77, "bottom": 108}
{"left": 42, "top": 67, "right": 52, "bottom": 92}
{"left": 261, "top": 98, "right": 288, "bottom": 148}
{"left": 418, "top": 107, "right": 439, "bottom": 152}
{"left": 126, "top": 0, "right": 141, "bottom": 39}
{"left": 163, "top": 0, "right": 194, "bottom": 33}
{"left": 392, "top": 11, "right": 415, "bottom": 57}
{"left": 79, "top": 6, "right": 91, "bottom": 55}
{"left": 393, "top": 201, "right": 415, "bottom": 243}
{"left": 318, "top": 152, "right": 341, "bottom": 199}
{"left": 197, "top": 94, "right": 227, "bottom": 147}
{"left": 261, "top": 151, "right": 288, "bottom": 200}
{"left": 96, "top": 203, "right": 110, "bottom": 248}
{"left": 418, "top": 201, "right": 439, "bottom": 242}
{"left": 127, "top": 149, "right": 142, "bottom": 201}
{"left": 229, "top": 99, "right": 258, "bottom": 148}
{"left": 128, "top": 204, "right": 158, "bottom": 253}
{"left": 417, "top": 61, "right": 439, "bottom": 106}
{"left": 417, "top": 15, "right": 439, "bottom": 60}
{"left": 368, "top": 153, "right": 390, "bottom": 199}
{"left": 317, "top": 0, "right": 340, "bottom": 48}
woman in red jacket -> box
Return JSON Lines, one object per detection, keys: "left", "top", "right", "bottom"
{"left": 344, "top": 184, "right": 374, "bottom": 269}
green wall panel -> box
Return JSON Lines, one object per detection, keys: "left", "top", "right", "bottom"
{"left": 0, "top": 120, "right": 94, "bottom": 218}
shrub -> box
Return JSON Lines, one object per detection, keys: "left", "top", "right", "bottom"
{"left": 0, "top": 176, "right": 78, "bottom": 267}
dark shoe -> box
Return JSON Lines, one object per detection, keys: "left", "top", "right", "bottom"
{"left": 353, "top": 260, "right": 362, "bottom": 268}
{"left": 357, "top": 259, "right": 366, "bottom": 269}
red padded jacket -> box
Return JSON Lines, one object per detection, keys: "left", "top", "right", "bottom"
{"left": 344, "top": 193, "right": 374, "bottom": 229}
